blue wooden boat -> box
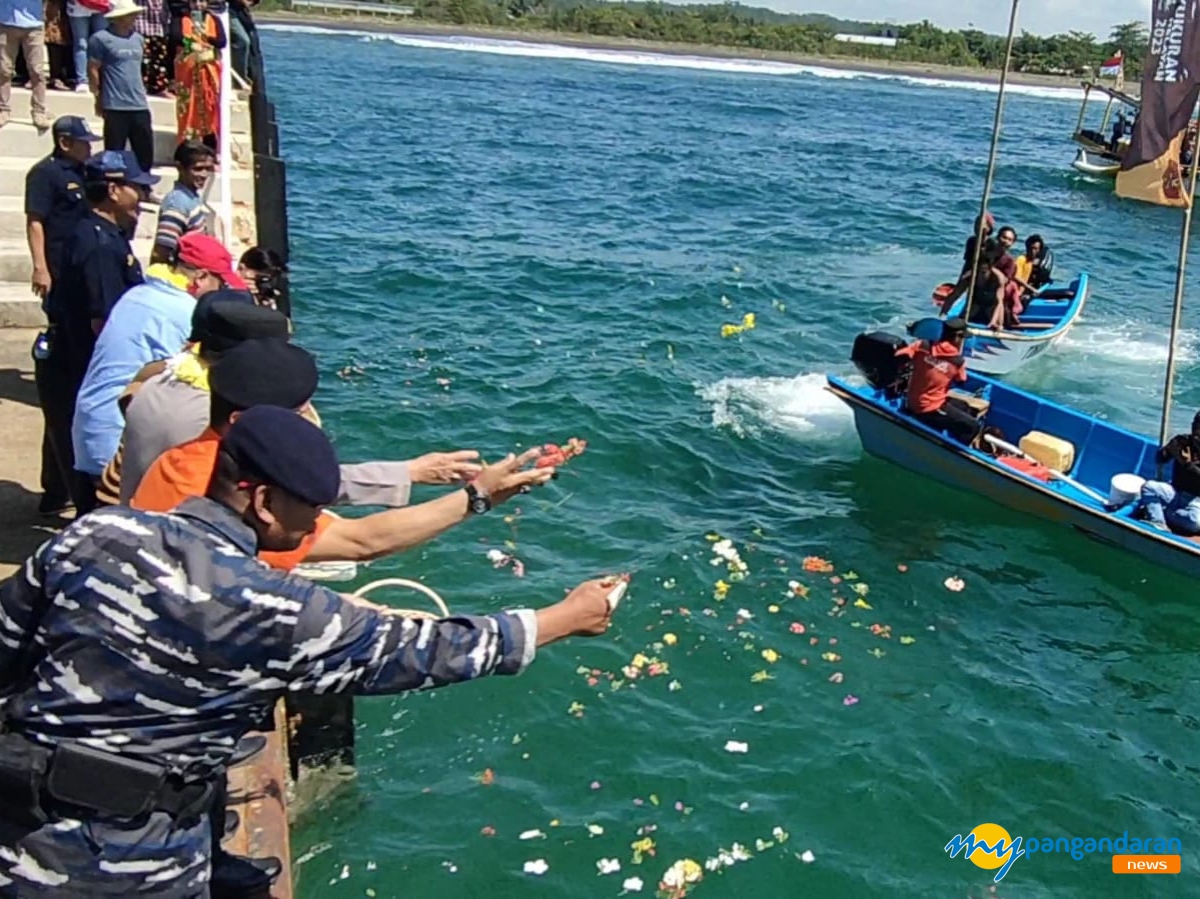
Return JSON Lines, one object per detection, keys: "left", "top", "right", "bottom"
{"left": 933, "top": 273, "right": 1090, "bottom": 376}
{"left": 826, "top": 360, "right": 1200, "bottom": 579}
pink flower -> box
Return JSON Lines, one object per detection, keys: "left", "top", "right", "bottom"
{"left": 789, "top": 622, "right": 806, "bottom": 635}
{"left": 843, "top": 695, "right": 859, "bottom": 707}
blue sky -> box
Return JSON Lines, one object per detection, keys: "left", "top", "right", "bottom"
{"left": 779, "top": 1, "right": 1152, "bottom": 37}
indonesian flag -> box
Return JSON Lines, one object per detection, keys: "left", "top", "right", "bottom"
{"left": 1100, "top": 51, "right": 1123, "bottom": 77}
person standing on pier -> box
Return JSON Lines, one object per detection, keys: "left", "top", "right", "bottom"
{"left": 88, "top": 0, "right": 156, "bottom": 173}
{"left": 0, "top": 0, "right": 50, "bottom": 129}
{"left": 150, "top": 139, "right": 214, "bottom": 264}
{"left": 172, "top": 0, "right": 224, "bottom": 149}
{"left": 0, "top": 406, "right": 620, "bottom": 896}
{"left": 24, "top": 115, "right": 102, "bottom": 514}
{"left": 44, "top": 148, "right": 153, "bottom": 514}
{"left": 71, "top": 232, "right": 244, "bottom": 484}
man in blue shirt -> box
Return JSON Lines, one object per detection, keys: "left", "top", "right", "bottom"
{"left": 42, "top": 148, "right": 155, "bottom": 514}
{"left": 88, "top": 0, "right": 153, "bottom": 172}
{"left": 152, "top": 139, "right": 215, "bottom": 264}
{"left": 0, "top": 0, "right": 49, "bottom": 130}
{"left": 25, "top": 116, "right": 102, "bottom": 515}
{"left": 0, "top": 406, "right": 618, "bottom": 896}
{"left": 72, "top": 232, "right": 245, "bottom": 480}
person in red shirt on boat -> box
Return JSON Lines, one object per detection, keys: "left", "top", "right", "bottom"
{"left": 894, "top": 318, "right": 982, "bottom": 445}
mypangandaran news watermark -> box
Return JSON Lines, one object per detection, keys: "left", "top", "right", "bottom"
{"left": 944, "top": 823, "right": 1183, "bottom": 881}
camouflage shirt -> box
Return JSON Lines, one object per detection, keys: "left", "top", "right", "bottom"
{"left": 0, "top": 498, "right": 536, "bottom": 895}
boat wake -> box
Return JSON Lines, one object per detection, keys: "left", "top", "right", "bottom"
{"left": 262, "top": 24, "right": 1082, "bottom": 100}
{"left": 698, "top": 372, "right": 854, "bottom": 438}
{"left": 1059, "top": 320, "right": 1199, "bottom": 367}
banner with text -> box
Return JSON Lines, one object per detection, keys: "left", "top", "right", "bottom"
{"left": 1116, "top": 1, "right": 1200, "bottom": 207}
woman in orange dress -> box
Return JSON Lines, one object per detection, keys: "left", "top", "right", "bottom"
{"left": 171, "top": 0, "right": 225, "bottom": 149}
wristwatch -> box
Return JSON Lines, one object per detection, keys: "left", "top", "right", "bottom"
{"left": 465, "top": 482, "right": 492, "bottom": 515}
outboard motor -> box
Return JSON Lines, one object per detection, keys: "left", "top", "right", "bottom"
{"left": 850, "top": 331, "right": 911, "bottom": 398}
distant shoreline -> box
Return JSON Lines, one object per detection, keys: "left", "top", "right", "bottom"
{"left": 257, "top": 13, "right": 1099, "bottom": 92}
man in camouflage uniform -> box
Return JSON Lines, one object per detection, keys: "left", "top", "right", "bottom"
{"left": 0, "top": 406, "right": 617, "bottom": 896}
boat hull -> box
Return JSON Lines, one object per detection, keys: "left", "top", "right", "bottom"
{"left": 959, "top": 330, "right": 1061, "bottom": 376}
{"left": 942, "top": 274, "right": 1090, "bottom": 377}
{"left": 828, "top": 379, "right": 1200, "bottom": 580}
{"left": 1071, "top": 147, "right": 1120, "bottom": 177}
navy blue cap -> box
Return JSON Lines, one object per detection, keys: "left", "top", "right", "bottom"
{"left": 85, "top": 149, "right": 160, "bottom": 188}
{"left": 190, "top": 296, "right": 286, "bottom": 352}
{"left": 209, "top": 339, "right": 318, "bottom": 411}
{"left": 52, "top": 116, "right": 101, "bottom": 141}
{"left": 222, "top": 406, "right": 340, "bottom": 507}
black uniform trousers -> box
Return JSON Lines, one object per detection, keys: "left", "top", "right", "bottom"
{"left": 103, "top": 109, "right": 156, "bottom": 173}
{"left": 33, "top": 338, "right": 97, "bottom": 515}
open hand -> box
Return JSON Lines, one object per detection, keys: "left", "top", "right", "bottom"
{"left": 31, "top": 266, "right": 51, "bottom": 299}
{"left": 475, "top": 448, "right": 555, "bottom": 505}
{"left": 408, "top": 450, "right": 482, "bottom": 485}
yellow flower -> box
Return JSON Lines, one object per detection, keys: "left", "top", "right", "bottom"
{"left": 761, "top": 648, "right": 780, "bottom": 664}
{"left": 713, "top": 580, "right": 730, "bottom": 600}
{"left": 663, "top": 633, "right": 678, "bottom": 646}
{"left": 853, "top": 598, "right": 873, "bottom": 610}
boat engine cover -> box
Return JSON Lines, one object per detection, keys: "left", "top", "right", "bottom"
{"left": 851, "top": 332, "right": 911, "bottom": 396}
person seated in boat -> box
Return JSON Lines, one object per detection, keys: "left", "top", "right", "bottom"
{"left": 941, "top": 239, "right": 1012, "bottom": 329}
{"left": 894, "top": 318, "right": 982, "bottom": 445}
{"left": 1183, "top": 123, "right": 1198, "bottom": 169}
{"left": 1110, "top": 110, "right": 1129, "bottom": 152}
{"left": 960, "top": 212, "right": 995, "bottom": 277}
{"left": 1133, "top": 412, "right": 1200, "bottom": 535}
{"left": 1016, "top": 234, "right": 1054, "bottom": 290}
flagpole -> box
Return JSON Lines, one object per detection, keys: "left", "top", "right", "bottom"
{"left": 1158, "top": 112, "right": 1200, "bottom": 447}
{"left": 963, "top": 0, "right": 1020, "bottom": 325}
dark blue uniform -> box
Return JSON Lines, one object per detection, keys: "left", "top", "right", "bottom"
{"left": 47, "top": 212, "right": 143, "bottom": 379}
{"left": 39, "top": 212, "right": 143, "bottom": 515}
{"left": 23, "top": 153, "right": 90, "bottom": 287}
{"left": 26, "top": 153, "right": 94, "bottom": 510}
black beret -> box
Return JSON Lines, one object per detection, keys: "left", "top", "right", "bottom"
{"left": 221, "top": 406, "right": 340, "bottom": 506}
{"left": 208, "top": 339, "right": 319, "bottom": 411}
{"left": 190, "top": 295, "right": 287, "bottom": 353}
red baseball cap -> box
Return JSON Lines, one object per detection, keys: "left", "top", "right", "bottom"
{"left": 178, "top": 232, "right": 249, "bottom": 290}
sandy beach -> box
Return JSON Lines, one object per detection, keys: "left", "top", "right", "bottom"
{"left": 257, "top": 12, "right": 1101, "bottom": 91}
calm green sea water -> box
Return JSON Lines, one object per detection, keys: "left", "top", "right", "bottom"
{"left": 261, "top": 27, "right": 1199, "bottom": 898}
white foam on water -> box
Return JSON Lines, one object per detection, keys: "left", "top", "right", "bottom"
{"left": 1058, "top": 321, "right": 1199, "bottom": 367}
{"left": 698, "top": 372, "right": 854, "bottom": 438}
{"left": 262, "top": 24, "right": 1082, "bottom": 100}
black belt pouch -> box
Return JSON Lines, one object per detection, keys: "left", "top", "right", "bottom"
{"left": 47, "top": 742, "right": 166, "bottom": 818}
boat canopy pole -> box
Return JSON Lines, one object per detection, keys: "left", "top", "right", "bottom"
{"left": 1073, "top": 84, "right": 1091, "bottom": 137}
{"left": 963, "top": 0, "right": 1020, "bottom": 324}
{"left": 1100, "top": 96, "right": 1115, "bottom": 134}
{"left": 1158, "top": 107, "right": 1200, "bottom": 447}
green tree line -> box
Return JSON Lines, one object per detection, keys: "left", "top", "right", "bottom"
{"left": 404, "top": 0, "right": 1150, "bottom": 77}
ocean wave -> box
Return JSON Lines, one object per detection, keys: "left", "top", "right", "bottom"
{"left": 261, "top": 24, "right": 1083, "bottom": 100}
{"left": 698, "top": 372, "right": 854, "bottom": 438}
{"left": 1059, "top": 320, "right": 1200, "bottom": 367}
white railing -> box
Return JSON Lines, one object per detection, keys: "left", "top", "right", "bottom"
{"left": 217, "top": 7, "right": 234, "bottom": 246}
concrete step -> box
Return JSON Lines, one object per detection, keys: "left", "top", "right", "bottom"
{"left": 1, "top": 121, "right": 198, "bottom": 170}
{"left": 0, "top": 282, "right": 46, "bottom": 328}
{"left": 0, "top": 196, "right": 158, "bottom": 242}
{"left": 0, "top": 235, "right": 156, "bottom": 283}
{"left": 3, "top": 87, "right": 250, "bottom": 135}
{"left": 0, "top": 158, "right": 255, "bottom": 205}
